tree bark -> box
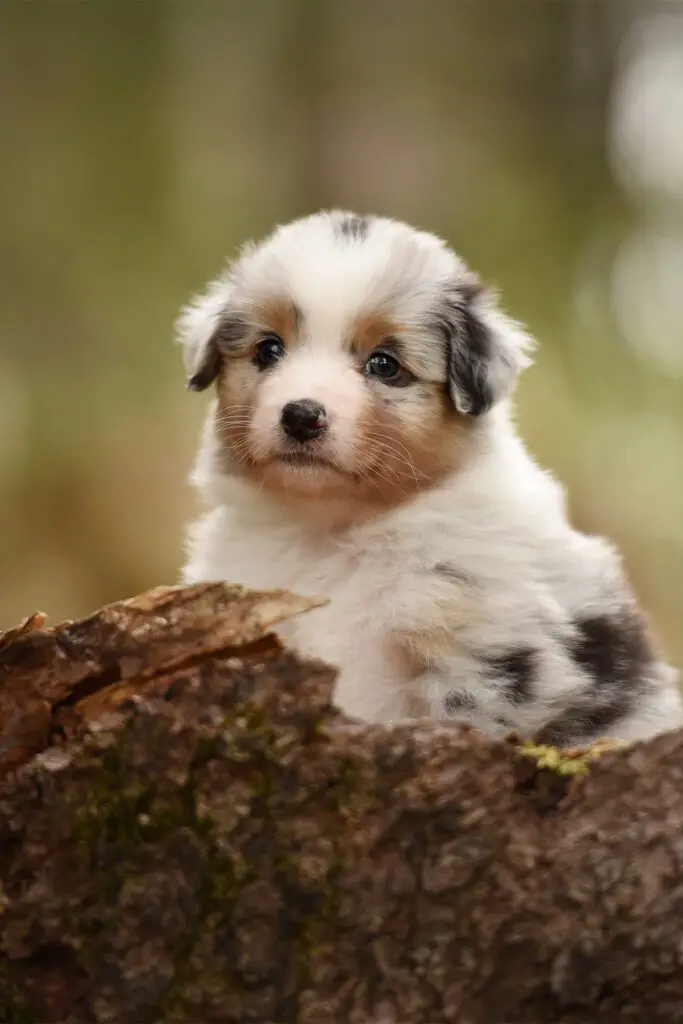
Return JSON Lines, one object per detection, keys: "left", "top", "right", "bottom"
{"left": 1, "top": 582, "right": 682, "bottom": 1023}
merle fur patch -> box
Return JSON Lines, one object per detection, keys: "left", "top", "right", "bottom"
{"left": 450, "top": 302, "right": 496, "bottom": 416}
{"left": 534, "top": 699, "right": 631, "bottom": 748}
{"left": 535, "top": 611, "right": 654, "bottom": 747}
{"left": 485, "top": 648, "right": 536, "bottom": 705}
{"left": 187, "top": 312, "right": 252, "bottom": 391}
{"left": 214, "top": 312, "right": 252, "bottom": 351}
{"left": 443, "top": 690, "right": 478, "bottom": 715}
{"left": 187, "top": 344, "right": 222, "bottom": 391}
{"left": 431, "top": 287, "right": 496, "bottom": 417}
{"left": 566, "top": 612, "right": 654, "bottom": 688}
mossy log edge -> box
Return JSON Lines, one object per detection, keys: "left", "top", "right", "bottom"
{"left": 0, "top": 582, "right": 682, "bottom": 1023}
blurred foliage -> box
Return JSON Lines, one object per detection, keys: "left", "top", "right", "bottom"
{"left": 1, "top": 0, "right": 682, "bottom": 665}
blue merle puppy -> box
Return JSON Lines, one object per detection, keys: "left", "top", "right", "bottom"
{"left": 178, "top": 210, "right": 683, "bottom": 748}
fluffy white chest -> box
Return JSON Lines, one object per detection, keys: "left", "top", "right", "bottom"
{"left": 185, "top": 505, "right": 416, "bottom": 720}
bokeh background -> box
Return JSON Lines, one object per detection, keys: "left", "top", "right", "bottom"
{"left": 1, "top": 1, "right": 682, "bottom": 664}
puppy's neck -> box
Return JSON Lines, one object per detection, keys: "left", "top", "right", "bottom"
{"left": 258, "top": 488, "right": 399, "bottom": 533}
{"left": 199, "top": 465, "right": 417, "bottom": 535}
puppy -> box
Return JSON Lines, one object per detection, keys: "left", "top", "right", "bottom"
{"left": 177, "top": 210, "right": 682, "bottom": 747}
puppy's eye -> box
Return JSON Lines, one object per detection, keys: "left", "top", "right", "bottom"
{"left": 365, "top": 351, "right": 400, "bottom": 379}
{"left": 253, "top": 334, "right": 285, "bottom": 370}
{"left": 364, "top": 349, "right": 414, "bottom": 387}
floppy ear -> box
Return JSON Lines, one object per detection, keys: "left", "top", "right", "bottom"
{"left": 439, "top": 276, "right": 535, "bottom": 416}
{"left": 176, "top": 278, "right": 233, "bottom": 392}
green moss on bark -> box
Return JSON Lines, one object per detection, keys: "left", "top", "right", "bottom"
{"left": 0, "top": 961, "right": 35, "bottom": 1024}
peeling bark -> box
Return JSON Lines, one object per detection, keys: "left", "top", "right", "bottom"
{"left": 1, "top": 583, "right": 682, "bottom": 1023}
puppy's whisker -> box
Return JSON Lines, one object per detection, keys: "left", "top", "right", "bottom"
{"left": 365, "top": 432, "right": 418, "bottom": 468}
{"left": 365, "top": 436, "right": 426, "bottom": 489}
{"left": 363, "top": 450, "right": 405, "bottom": 489}
{"left": 370, "top": 432, "right": 428, "bottom": 479}
{"left": 357, "top": 447, "right": 412, "bottom": 497}
{"left": 215, "top": 414, "right": 253, "bottom": 425}
{"left": 221, "top": 437, "right": 260, "bottom": 468}
{"left": 215, "top": 414, "right": 254, "bottom": 429}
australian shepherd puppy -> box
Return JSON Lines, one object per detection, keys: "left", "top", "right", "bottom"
{"left": 177, "top": 210, "right": 681, "bottom": 747}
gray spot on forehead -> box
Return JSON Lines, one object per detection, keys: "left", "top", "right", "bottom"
{"left": 334, "top": 213, "right": 371, "bottom": 242}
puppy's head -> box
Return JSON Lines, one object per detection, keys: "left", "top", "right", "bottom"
{"left": 178, "top": 211, "right": 533, "bottom": 505}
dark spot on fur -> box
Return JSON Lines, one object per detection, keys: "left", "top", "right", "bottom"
{"left": 214, "top": 312, "right": 251, "bottom": 351}
{"left": 432, "top": 274, "right": 518, "bottom": 417}
{"left": 336, "top": 213, "right": 370, "bottom": 241}
{"left": 187, "top": 312, "right": 252, "bottom": 392}
{"left": 535, "top": 699, "right": 631, "bottom": 748}
{"left": 451, "top": 305, "right": 499, "bottom": 417}
{"left": 187, "top": 342, "right": 221, "bottom": 391}
{"left": 444, "top": 690, "right": 478, "bottom": 715}
{"left": 537, "top": 611, "right": 655, "bottom": 747}
{"left": 433, "top": 562, "right": 475, "bottom": 586}
{"left": 566, "top": 612, "right": 655, "bottom": 687}
{"left": 431, "top": 288, "right": 495, "bottom": 417}
{"left": 486, "top": 649, "right": 536, "bottom": 705}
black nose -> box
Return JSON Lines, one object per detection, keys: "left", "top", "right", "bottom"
{"left": 281, "top": 400, "right": 327, "bottom": 442}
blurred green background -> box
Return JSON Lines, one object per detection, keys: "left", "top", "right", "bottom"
{"left": 1, "top": 1, "right": 682, "bottom": 665}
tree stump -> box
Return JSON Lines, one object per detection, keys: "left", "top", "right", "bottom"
{"left": 1, "top": 582, "right": 682, "bottom": 1023}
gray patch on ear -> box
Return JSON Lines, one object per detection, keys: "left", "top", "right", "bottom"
{"left": 185, "top": 312, "right": 250, "bottom": 392}
{"left": 177, "top": 273, "right": 250, "bottom": 393}
{"left": 448, "top": 303, "right": 498, "bottom": 416}
{"left": 187, "top": 342, "right": 221, "bottom": 391}
{"left": 432, "top": 277, "right": 534, "bottom": 417}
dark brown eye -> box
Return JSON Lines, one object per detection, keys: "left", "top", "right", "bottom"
{"left": 365, "top": 351, "right": 400, "bottom": 379}
{"left": 364, "top": 349, "right": 414, "bottom": 387}
{"left": 253, "top": 334, "right": 285, "bottom": 370}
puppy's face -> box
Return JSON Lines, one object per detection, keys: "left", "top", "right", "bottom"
{"left": 178, "top": 211, "right": 533, "bottom": 505}
{"left": 210, "top": 296, "right": 473, "bottom": 503}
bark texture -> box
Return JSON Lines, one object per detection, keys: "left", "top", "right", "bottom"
{"left": 1, "top": 582, "right": 683, "bottom": 1024}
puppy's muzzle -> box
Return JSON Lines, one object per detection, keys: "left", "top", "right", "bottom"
{"left": 281, "top": 400, "right": 328, "bottom": 443}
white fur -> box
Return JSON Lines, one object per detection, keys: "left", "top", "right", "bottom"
{"left": 179, "top": 211, "right": 682, "bottom": 747}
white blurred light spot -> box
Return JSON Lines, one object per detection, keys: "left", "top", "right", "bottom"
{"left": 610, "top": 16, "right": 683, "bottom": 200}
{"left": 611, "top": 229, "right": 683, "bottom": 376}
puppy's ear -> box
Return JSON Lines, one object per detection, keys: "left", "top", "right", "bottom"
{"left": 439, "top": 275, "right": 534, "bottom": 416}
{"left": 176, "top": 279, "right": 233, "bottom": 392}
